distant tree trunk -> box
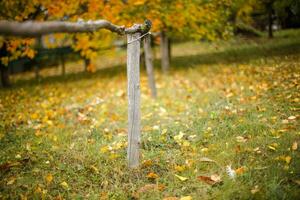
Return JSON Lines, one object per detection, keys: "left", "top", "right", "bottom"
{"left": 84, "top": 57, "right": 90, "bottom": 72}
{"left": 35, "top": 36, "right": 43, "bottom": 80}
{"left": 160, "top": 31, "right": 170, "bottom": 73}
{"left": 0, "top": 63, "right": 10, "bottom": 87}
{"left": 144, "top": 35, "right": 157, "bottom": 98}
{"left": 0, "top": 43, "right": 10, "bottom": 87}
{"left": 267, "top": 3, "right": 273, "bottom": 38}
{"left": 34, "top": 65, "right": 40, "bottom": 80}
{"left": 61, "top": 55, "right": 66, "bottom": 76}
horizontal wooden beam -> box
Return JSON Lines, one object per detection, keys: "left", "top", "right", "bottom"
{"left": 0, "top": 19, "right": 151, "bottom": 37}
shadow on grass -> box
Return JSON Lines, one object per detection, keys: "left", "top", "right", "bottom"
{"left": 171, "top": 38, "right": 300, "bottom": 69}
{"left": 8, "top": 36, "right": 300, "bottom": 89}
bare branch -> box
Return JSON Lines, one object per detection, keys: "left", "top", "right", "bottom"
{"left": 0, "top": 19, "right": 151, "bottom": 37}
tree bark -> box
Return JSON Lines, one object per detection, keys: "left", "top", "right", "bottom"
{"left": 0, "top": 19, "right": 151, "bottom": 37}
{"left": 127, "top": 33, "right": 141, "bottom": 168}
{"left": 0, "top": 63, "right": 10, "bottom": 87}
{"left": 267, "top": 3, "right": 273, "bottom": 38}
{"left": 61, "top": 55, "right": 66, "bottom": 76}
{"left": 160, "top": 31, "right": 170, "bottom": 73}
{"left": 144, "top": 35, "right": 157, "bottom": 98}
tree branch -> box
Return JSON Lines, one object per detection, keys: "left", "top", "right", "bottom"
{"left": 0, "top": 19, "right": 151, "bottom": 37}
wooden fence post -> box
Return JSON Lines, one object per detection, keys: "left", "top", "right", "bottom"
{"left": 144, "top": 35, "right": 157, "bottom": 98}
{"left": 127, "top": 32, "right": 141, "bottom": 168}
{"left": 160, "top": 31, "right": 170, "bottom": 73}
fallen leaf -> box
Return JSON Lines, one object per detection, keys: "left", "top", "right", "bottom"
{"left": 197, "top": 174, "right": 222, "bottom": 185}
{"left": 174, "top": 165, "right": 186, "bottom": 172}
{"left": 235, "top": 166, "right": 246, "bottom": 175}
{"left": 163, "top": 197, "right": 178, "bottom": 200}
{"left": 292, "top": 142, "right": 298, "bottom": 151}
{"left": 146, "top": 172, "right": 159, "bottom": 179}
{"left": 199, "top": 157, "right": 217, "bottom": 164}
{"left": 180, "top": 196, "right": 192, "bottom": 200}
{"left": 285, "top": 156, "right": 292, "bottom": 164}
{"left": 175, "top": 174, "right": 188, "bottom": 181}
{"left": 136, "top": 183, "right": 165, "bottom": 195}
{"left": 90, "top": 165, "right": 99, "bottom": 174}
{"left": 7, "top": 176, "right": 16, "bottom": 185}
{"left": 142, "top": 160, "right": 153, "bottom": 167}
{"left": 0, "top": 161, "right": 21, "bottom": 172}
{"left": 60, "top": 181, "right": 69, "bottom": 189}
{"left": 45, "top": 174, "right": 53, "bottom": 184}
{"left": 251, "top": 185, "right": 260, "bottom": 194}
{"left": 288, "top": 116, "right": 296, "bottom": 120}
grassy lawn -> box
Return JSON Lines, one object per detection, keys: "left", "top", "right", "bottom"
{"left": 0, "top": 30, "right": 299, "bottom": 199}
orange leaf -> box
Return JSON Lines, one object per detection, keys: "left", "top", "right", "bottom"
{"left": 146, "top": 172, "right": 159, "bottom": 179}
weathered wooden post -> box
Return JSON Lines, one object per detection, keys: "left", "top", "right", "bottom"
{"left": 126, "top": 20, "right": 151, "bottom": 168}
{"left": 160, "top": 31, "right": 170, "bottom": 73}
{"left": 144, "top": 35, "right": 157, "bottom": 98}
{"left": 127, "top": 32, "right": 141, "bottom": 168}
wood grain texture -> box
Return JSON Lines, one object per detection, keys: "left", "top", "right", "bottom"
{"left": 127, "top": 33, "right": 141, "bottom": 168}
{"left": 0, "top": 19, "right": 151, "bottom": 37}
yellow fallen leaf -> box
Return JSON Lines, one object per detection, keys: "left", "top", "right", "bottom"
{"left": 90, "top": 165, "right": 99, "bottom": 174}
{"left": 45, "top": 174, "right": 53, "bottom": 184}
{"left": 175, "top": 174, "right": 188, "bottom": 181}
{"left": 7, "top": 177, "right": 16, "bottom": 185}
{"left": 292, "top": 142, "right": 298, "bottom": 151}
{"left": 180, "top": 196, "right": 192, "bottom": 200}
{"left": 285, "top": 156, "right": 292, "bottom": 164}
{"left": 163, "top": 197, "right": 178, "bottom": 200}
{"left": 268, "top": 146, "right": 276, "bottom": 151}
{"left": 174, "top": 165, "right": 185, "bottom": 172}
{"left": 60, "top": 181, "right": 69, "bottom": 189}
{"left": 142, "top": 160, "right": 153, "bottom": 167}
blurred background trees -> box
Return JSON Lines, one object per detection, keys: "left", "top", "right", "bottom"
{"left": 0, "top": 0, "right": 299, "bottom": 87}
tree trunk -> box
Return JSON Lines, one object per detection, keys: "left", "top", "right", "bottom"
{"left": 0, "top": 43, "right": 10, "bottom": 87}
{"left": 84, "top": 58, "right": 90, "bottom": 72}
{"left": 0, "top": 63, "right": 10, "bottom": 87}
{"left": 268, "top": 5, "right": 273, "bottom": 38}
{"left": 160, "top": 31, "right": 170, "bottom": 73}
{"left": 61, "top": 55, "right": 66, "bottom": 76}
{"left": 34, "top": 65, "right": 40, "bottom": 80}
{"left": 144, "top": 35, "right": 157, "bottom": 98}
{"left": 35, "top": 36, "right": 43, "bottom": 80}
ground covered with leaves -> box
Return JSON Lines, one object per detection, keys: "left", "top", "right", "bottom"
{"left": 0, "top": 30, "right": 300, "bottom": 199}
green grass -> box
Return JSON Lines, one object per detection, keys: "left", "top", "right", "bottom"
{"left": 0, "top": 29, "right": 300, "bottom": 199}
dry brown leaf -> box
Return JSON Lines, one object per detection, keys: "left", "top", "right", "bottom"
{"left": 136, "top": 183, "right": 165, "bottom": 195}
{"left": 197, "top": 174, "right": 222, "bottom": 185}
